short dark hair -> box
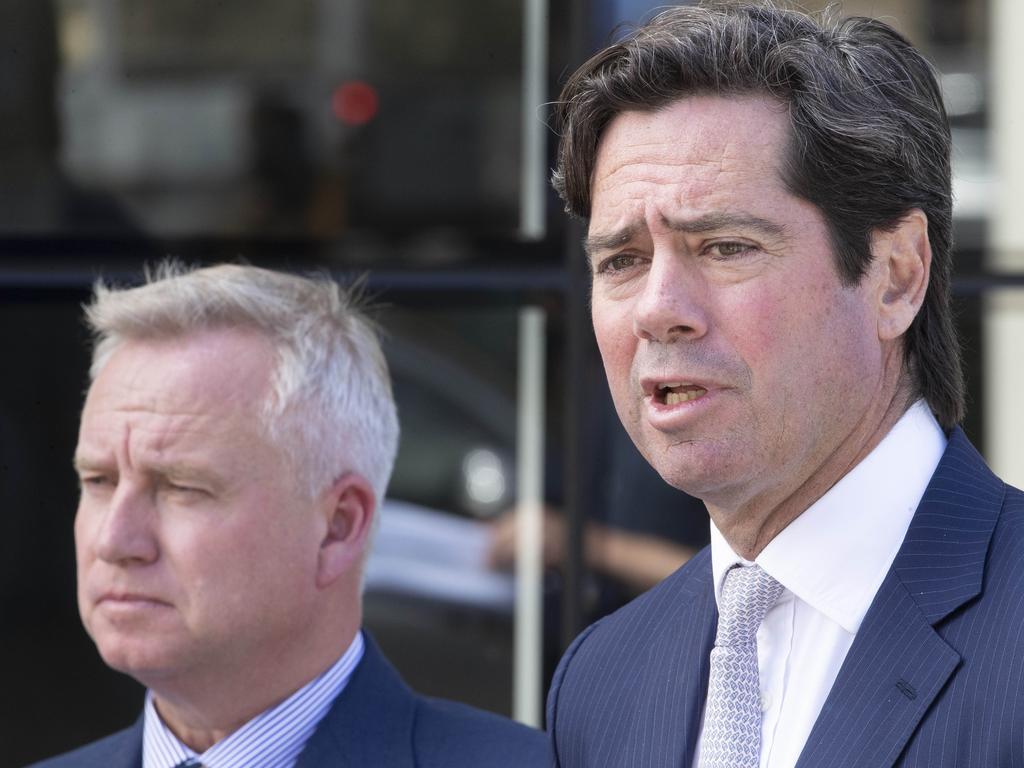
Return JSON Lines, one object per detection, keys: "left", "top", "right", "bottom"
{"left": 553, "top": 1, "right": 964, "bottom": 427}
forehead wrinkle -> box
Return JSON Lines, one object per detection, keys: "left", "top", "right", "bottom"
{"left": 129, "top": 410, "right": 240, "bottom": 456}
{"left": 595, "top": 153, "right": 724, "bottom": 195}
{"left": 590, "top": 114, "right": 789, "bottom": 256}
{"left": 93, "top": 407, "right": 260, "bottom": 490}
{"left": 95, "top": 366, "right": 261, "bottom": 432}
{"left": 84, "top": 399, "right": 230, "bottom": 471}
{"left": 593, "top": 155, "right": 744, "bottom": 229}
{"left": 587, "top": 170, "right": 708, "bottom": 255}
{"left": 122, "top": 421, "right": 134, "bottom": 472}
{"left": 110, "top": 400, "right": 211, "bottom": 418}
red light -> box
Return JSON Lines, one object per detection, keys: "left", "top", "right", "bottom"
{"left": 332, "top": 81, "right": 379, "bottom": 126}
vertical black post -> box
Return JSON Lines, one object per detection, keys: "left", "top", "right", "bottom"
{"left": 562, "top": 219, "right": 590, "bottom": 651}
{"left": 559, "top": 0, "right": 594, "bottom": 655}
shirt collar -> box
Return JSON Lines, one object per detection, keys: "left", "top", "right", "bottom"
{"left": 710, "top": 401, "right": 947, "bottom": 634}
{"left": 143, "top": 631, "right": 365, "bottom": 768}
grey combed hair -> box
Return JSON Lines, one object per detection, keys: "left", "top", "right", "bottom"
{"left": 86, "top": 261, "right": 399, "bottom": 504}
{"left": 553, "top": 1, "right": 964, "bottom": 428}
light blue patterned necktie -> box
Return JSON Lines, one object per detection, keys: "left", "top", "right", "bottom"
{"left": 700, "top": 564, "right": 784, "bottom": 768}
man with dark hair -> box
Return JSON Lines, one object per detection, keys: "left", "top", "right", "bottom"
{"left": 547, "top": 3, "right": 1024, "bottom": 767}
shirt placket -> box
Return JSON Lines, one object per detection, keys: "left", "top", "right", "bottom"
{"left": 757, "top": 589, "right": 795, "bottom": 768}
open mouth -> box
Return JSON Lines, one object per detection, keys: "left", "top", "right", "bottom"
{"left": 655, "top": 382, "right": 707, "bottom": 406}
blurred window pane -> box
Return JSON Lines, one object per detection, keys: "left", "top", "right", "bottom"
{"left": 0, "top": 0, "right": 523, "bottom": 240}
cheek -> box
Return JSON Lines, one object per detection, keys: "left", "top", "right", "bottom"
{"left": 188, "top": 521, "right": 317, "bottom": 606}
{"left": 171, "top": 542, "right": 264, "bottom": 630}
{"left": 731, "top": 280, "right": 877, "bottom": 404}
{"left": 722, "top": 289, "right": 795, "bottom": 370}
{"left": 806, "top": 283, "right": 878, "bottom": 372}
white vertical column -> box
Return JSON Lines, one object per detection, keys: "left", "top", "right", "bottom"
{"left": 519, "top": 0, "right": 549, "bottom": 240}
{"left": 514, "top": 0, "right": 550, "bottom": 723}
{"left": 514, "top": 307, "right": 546, "bottom": 727}
{"left": 986, "top": 0, "right": 1024, "bottom": 486}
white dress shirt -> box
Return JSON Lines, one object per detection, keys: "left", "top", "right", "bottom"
{"left": 693, "top": 401, "right": 947, "bottom": 768}
{"left": 143, "top": 631, "right": 364, "bottom": 768}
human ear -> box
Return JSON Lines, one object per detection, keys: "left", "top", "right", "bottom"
{"left": 315, "top": 472, "right": 376, "bottom": 589}
{"left": 872, "top": 209, "right": 931, "bottom": 341}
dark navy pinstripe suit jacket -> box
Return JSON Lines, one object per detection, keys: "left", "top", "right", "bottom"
{"left": 547, "top": 428, "right": 1024, "bottom": 767}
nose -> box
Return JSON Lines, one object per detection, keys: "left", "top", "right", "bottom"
{"left": 87, "top": 482, "right": 159, "bottom": 566}
{"left": 632, "top": 252, "right": 708, "bottom": 343}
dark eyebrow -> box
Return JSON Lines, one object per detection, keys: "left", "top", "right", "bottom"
{"left": 582, "top": 225, "right": 638, "bottom": 259}
{"left": 583, "top": 213, "right": 786, "bottom": 258}
{"left": 663, "top": 212, "right": 786, "bottom": 237}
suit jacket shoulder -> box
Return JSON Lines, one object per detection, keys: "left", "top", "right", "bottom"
{"left": 297, "top": 632, "right": 550, "bottom": 768}
{"left": 547, "top": 547, "right": 718, "bottom": 767}
{"left": 795, "top": 427, "right": 1024, "bottom": 767}
{"left": 24, "top": 721, "right": 142, "bottom": 768}
{"left": 411, "top": 694, "right": 551, "bottom": 767}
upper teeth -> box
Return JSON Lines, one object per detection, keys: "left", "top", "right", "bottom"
{"left": 665, "top": 389, "right": 703, "bottom": 404}
{"left": 656, "top": 381, "right": 706, "bottom": 405}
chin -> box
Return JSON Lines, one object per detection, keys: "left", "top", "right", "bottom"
{"left": 93, "top": 632, "right": 185, "bottom": 683}
{"left": 645, "top": 441, "right": 738, "bottom": 499}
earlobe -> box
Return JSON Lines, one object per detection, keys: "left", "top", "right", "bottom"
{"left": 316, "top": 473, "right": 376, "bottom": 589}
{"left": 874, "top": 209, "right": 931, "bottom": 341}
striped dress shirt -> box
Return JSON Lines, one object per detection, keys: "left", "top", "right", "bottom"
{"left": 142, "top": 631, "right": 365, "bottom": 768}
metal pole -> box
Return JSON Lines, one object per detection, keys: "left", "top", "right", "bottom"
{"left": 514, "top": 306, "right": 546, "bottom": 727}
{"left": 519, "top": 0, "right": 549, "bottom": 240}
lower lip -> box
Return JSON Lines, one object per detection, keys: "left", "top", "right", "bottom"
{"left": 645, "top": 389, "right": 715, "bottom": 427}
{"left": 97, "top": 597, "right": 170, "bottom": 611}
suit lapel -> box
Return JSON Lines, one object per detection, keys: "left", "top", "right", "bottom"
{"left": 623, "top": 550, "right": 717, "bottom": 766}
{"left": 796, "top": 429, "right": 1004, "bottom": 768}
{"left": 296, "top": 633, "right": 417, "bottom": 768}
{"left": 793, "top": 572, "right": 960, "bottom": 768}
{"left": 117, "top": 720, "right": 145, "bottom": 768}
{"left": 672, "top": 572, "right": 716, "bottom": 766}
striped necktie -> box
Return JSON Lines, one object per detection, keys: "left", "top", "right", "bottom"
{"left": 700, "top": 564, "right": 784, "bottom": 768}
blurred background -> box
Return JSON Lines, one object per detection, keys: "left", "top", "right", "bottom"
{"left": 2, "top": 0, "right": 1020, "bottom": 764}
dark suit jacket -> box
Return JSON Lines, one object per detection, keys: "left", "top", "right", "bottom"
{"left": 548, "top": 428, "right": 1024, "bottom": 767}
{"left": 29, "top": 634, "right": 550, "bottom": 768}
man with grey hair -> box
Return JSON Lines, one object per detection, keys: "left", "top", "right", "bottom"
{"left": 547, "top": 3, "right": 1024, "bottom": 767}
{"left": 32, "top": 263, "right": 549, "bottom": 768}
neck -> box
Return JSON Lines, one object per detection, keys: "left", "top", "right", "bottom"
{"left": 708, "top": 379, "right": 915, "bottom": 561}
{"left": 150, "top": 617, "right": 360, "bottom": 752}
